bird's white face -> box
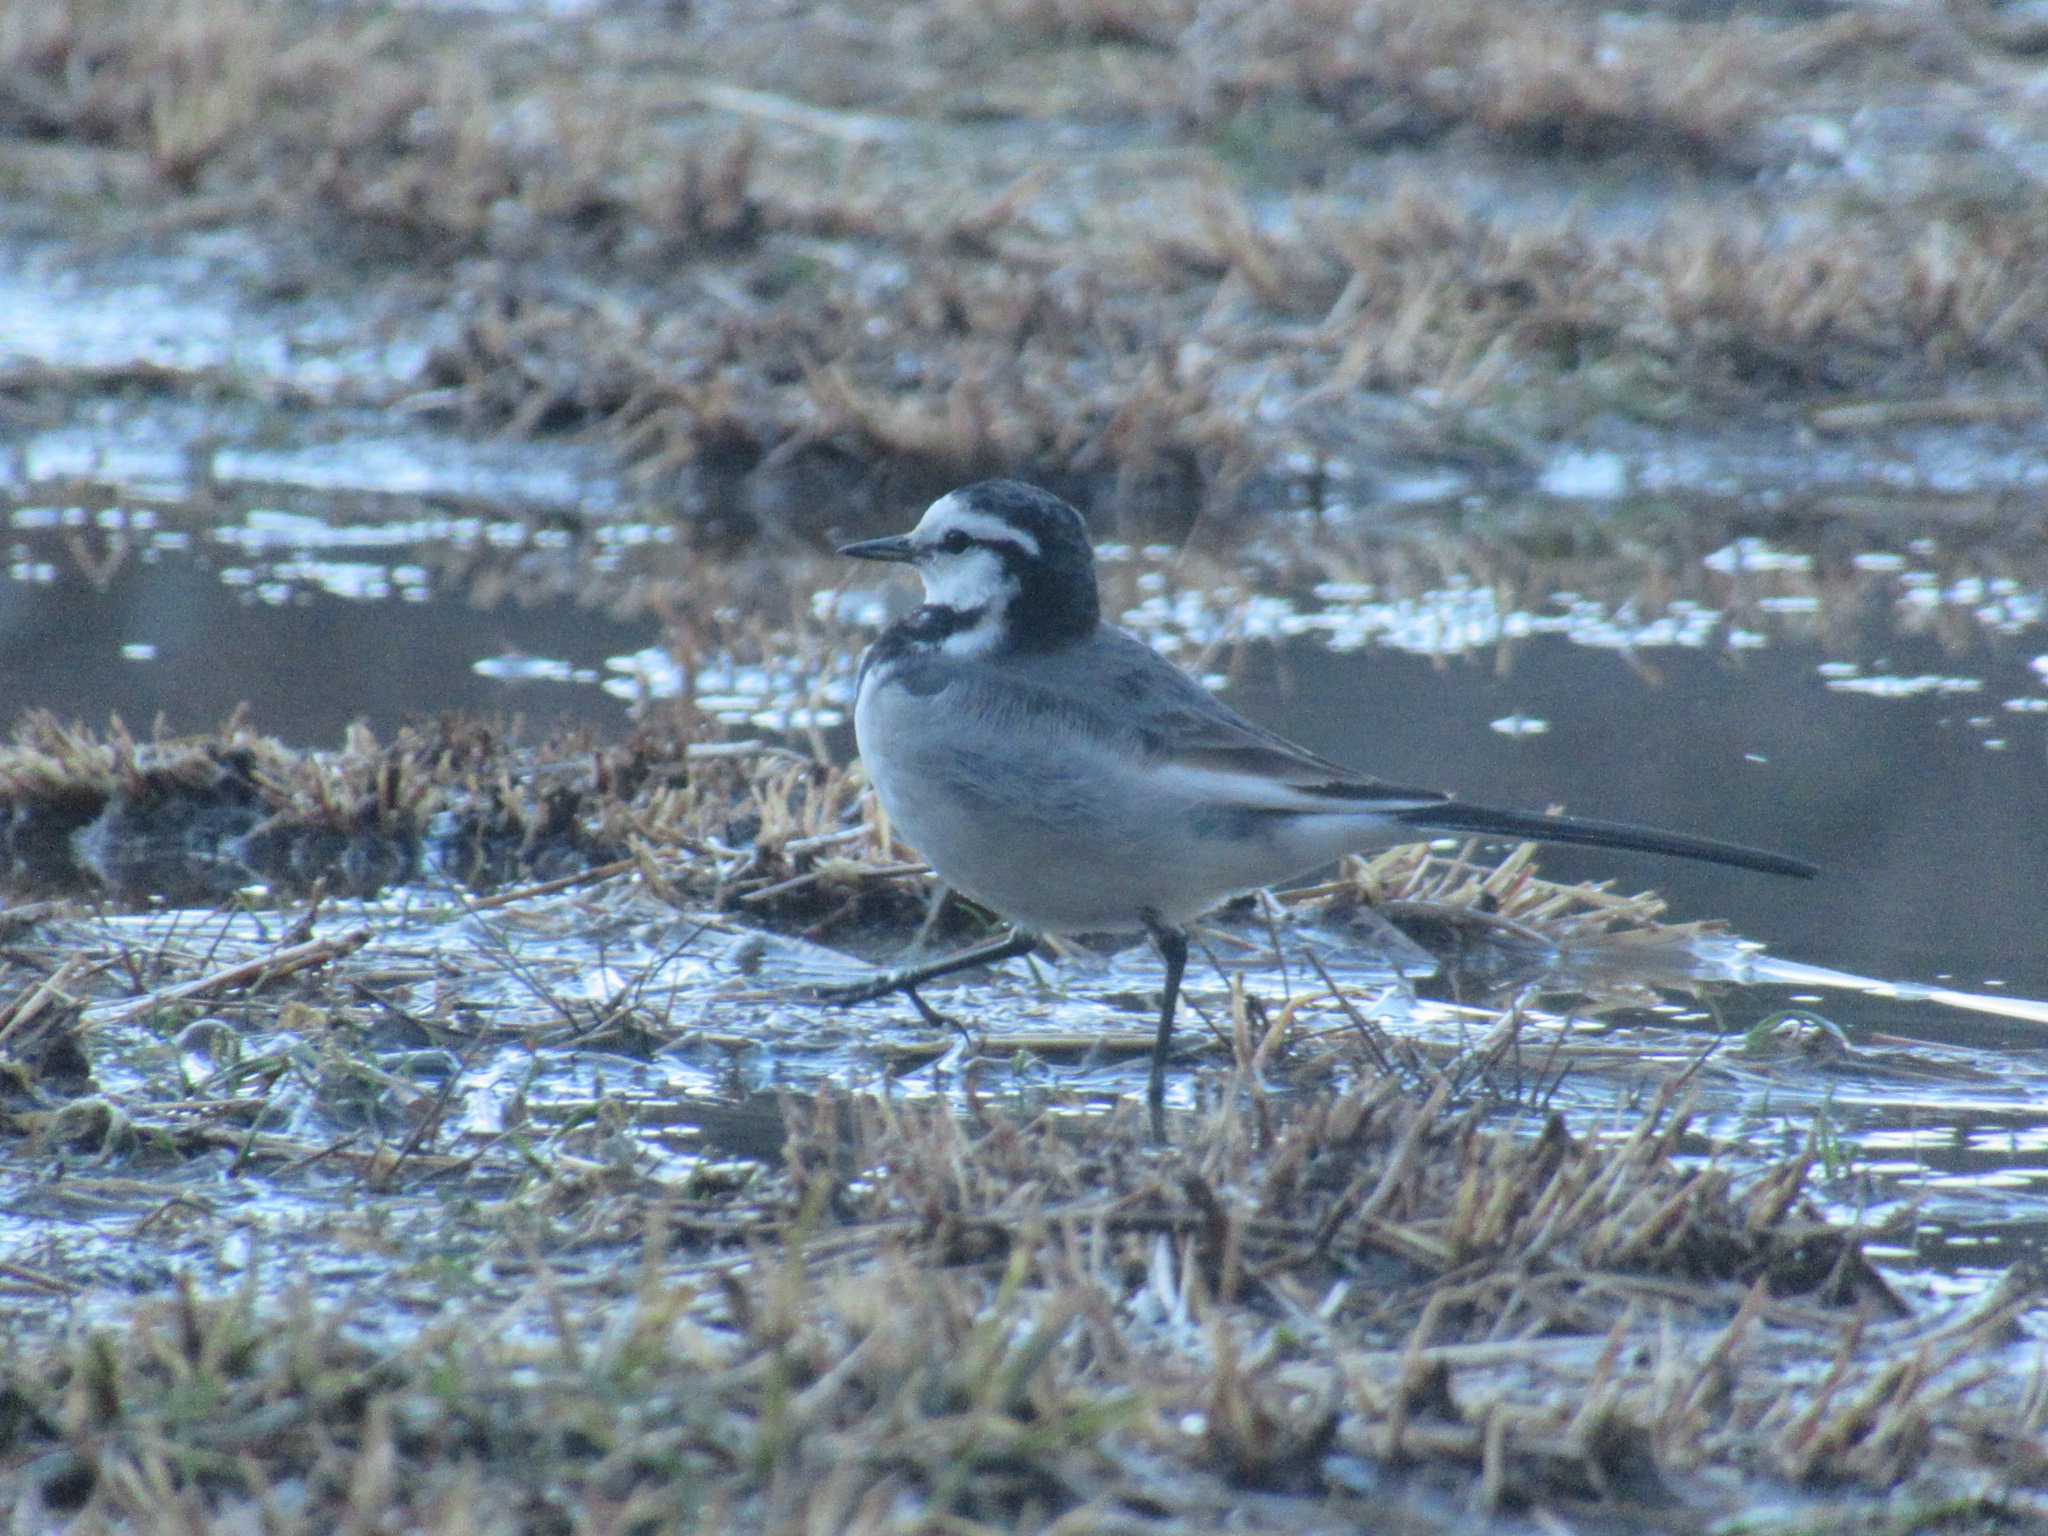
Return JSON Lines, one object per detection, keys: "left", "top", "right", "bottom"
{"left": 906, "top": 493, "right": 1040, "bottom": 653}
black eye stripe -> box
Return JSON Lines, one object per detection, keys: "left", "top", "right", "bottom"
{"left": 928, "top": 529, "right": 1032, "bottom": 560}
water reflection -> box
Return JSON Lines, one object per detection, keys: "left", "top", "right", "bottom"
{"left": 5, "top": 483, "right": 2047, "bottom": 1014}
{"left": 6, "top": 472, "right": 2048, "bottom": 1303}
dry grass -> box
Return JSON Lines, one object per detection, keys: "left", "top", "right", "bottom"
{"left": 1176, "top": 0, "right": 1779, "bottom": 168}
{"left": 0, "top": 0, "right": 762, "bottom": 257}
{"left": 0, "top": 711, "right": 923, "bottom": 929}
{"left": 1164, "top": 185, "right": 2048, "bottom": 399}
{"left": 408, "top": 177, "right": 2048, "bottom": 525}
{"left": 3, "top": 0, "right": 2042, "bottom": 522}
{"left": 3, "top": 719, "right": 2044, "bottom": 1527}
{"left": 3, "top": 1070, "right": 2038, "bottom": 1532}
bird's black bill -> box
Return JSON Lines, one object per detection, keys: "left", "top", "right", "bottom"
{"left": 1401, "top": 803, "right": 1818, "bottom": 879}
{"left": 838, "top": 533, "right": 917, "bottom": 563}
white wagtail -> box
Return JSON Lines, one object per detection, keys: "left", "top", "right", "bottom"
{"left": 829, "top": 480, "right": 1814, "bottom": 1135}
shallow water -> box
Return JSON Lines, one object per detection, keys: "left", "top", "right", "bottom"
{"left": 6, "top": 442, "right": 2048, "bottom": 1313}
{"left": 5, "top": 482, "right": 2045, "bottom": 1007}
{"left": 7, "top": 877, "right": 2046, "bottom": 1335}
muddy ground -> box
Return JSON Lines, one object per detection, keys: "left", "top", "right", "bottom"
{"left": 4, "top": 0, "right": 2047, "bottom": 531}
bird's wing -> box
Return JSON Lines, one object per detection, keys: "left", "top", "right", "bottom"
{"left": 1142, "top": 697, "right": 1451, "bottom": 813}
{"left": 1050, "top": 628, "right": 1450, "bottom": 815}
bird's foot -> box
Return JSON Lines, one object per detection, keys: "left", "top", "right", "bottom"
{"left": 806, "top": 968, "right": 928, "bottom": 1007}
{"left": 804, "top": 931, "right": 1042, "bottom": 1011}
{"left": 902, "top": 985, "right": 968, "bottom": 1036}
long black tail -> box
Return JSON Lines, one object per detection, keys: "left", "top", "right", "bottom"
{"left": 1397, "top": 802, "right": 1817, "bottom": 879}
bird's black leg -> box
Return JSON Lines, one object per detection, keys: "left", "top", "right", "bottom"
{"left": 1141, "top": 914, "right": 1189, "bottom": 1144}
{"left": 810, "top": 929, "right": 1040, "bottom": 1007}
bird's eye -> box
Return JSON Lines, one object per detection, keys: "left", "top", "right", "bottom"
{"left": 938, "top": 530, "right": 971, "bottom": 554}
